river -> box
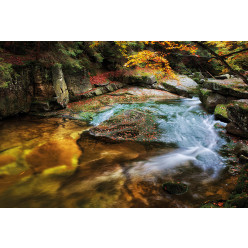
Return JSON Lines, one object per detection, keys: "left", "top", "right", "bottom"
{"left": 0, "top": 97, "right": 238, "bottom": 207}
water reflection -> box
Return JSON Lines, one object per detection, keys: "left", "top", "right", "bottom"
{"left": 0, "top": 98, "right": 237, "bottom": 207}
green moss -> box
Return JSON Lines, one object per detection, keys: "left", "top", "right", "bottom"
{"left": 200, "top": 88, "right": 211, "bottom": 97}
{"left": 214, "top": 104, "right": 228, "bottom": 119}
{"left": 79, "top": 112, "right": 96, "bottom": 122}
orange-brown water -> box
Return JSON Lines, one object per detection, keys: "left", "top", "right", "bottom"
{"left": 0, "top": 100, "right": 239, "bottom": 207}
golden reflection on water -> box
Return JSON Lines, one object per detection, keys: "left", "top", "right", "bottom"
{"left": 0, "top": 116, "right": 237, "bottom": 207}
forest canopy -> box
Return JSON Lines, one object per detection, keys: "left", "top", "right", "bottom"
{"left": 1, "top": 41, "right": 248, "bottom": 85}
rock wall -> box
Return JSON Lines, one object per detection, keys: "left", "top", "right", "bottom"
{"left": 64, "top": 69, "right": 92, "bottom": 101}
{"left": 0, "top": 66, "right": 33, "bottom": 119}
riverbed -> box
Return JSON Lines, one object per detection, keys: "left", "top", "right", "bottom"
{"left": 0, "top": 97, "right": 239, "bottom": 207}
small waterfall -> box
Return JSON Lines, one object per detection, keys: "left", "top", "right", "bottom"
{"left": 90, "top": 97, "right": 227, "bottom": 177}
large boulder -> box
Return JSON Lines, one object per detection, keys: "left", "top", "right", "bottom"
{"left": 199, "top": 89, "right": 227, "bottom": 112}
{"left": 52, "top": 64, "right": 69, "bottom": 107}
{"left": 226, "top": 99, "right": 248, "bottom": 137}
{"left": 85, "top": 109, "right": 160, "bottom": 142}
{"left": 0, "top": 66, "right": 33, "bottom": 119}
{"left": 214, "top": 104, "right": 229, "bottom": 122}
{"left": 64, "top": 70, "right": 92, "bottom": 100}
{"left": 161, "top": 75, "right": 198, "bottom": 97}
{"left": 202, "top": 79, "right": 248, "bottom": 99}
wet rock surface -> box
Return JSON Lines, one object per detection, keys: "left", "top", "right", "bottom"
{"left": 161, "top": 75, "right": 198, "bottom": 97}
{"left": 0, "top": 89, "right": 245, "bottom": 207}
{"left": 85, "top": 109, "right": 160, "bottom": 142}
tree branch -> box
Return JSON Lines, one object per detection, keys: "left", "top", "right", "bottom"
{"left": 221, "top": 48, "right": 248, "bottom": 58}
{"left": 193, "top": 41, "right": 248, "bottom": 84}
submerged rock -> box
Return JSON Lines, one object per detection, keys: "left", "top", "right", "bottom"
{"left": 86, "top": 109, "right": 160, "bottom": 142}
{"left": 162, "top": 182, "right": 188, "bottom": 195}
{"left": 0, "top": 154, "right": 16, "bottom": 167}
{"left": 25, "top": 139, "right": 81, "bottom": 173}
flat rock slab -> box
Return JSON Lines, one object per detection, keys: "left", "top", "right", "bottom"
{"left": 109, "top": 87, "right": 182, "bottom": 99}
{"left": 86, "top": 109, "right": 160, "bottom": 142}
{"left": 203, "top": 79, "right": 248, "bottom": 98}
{"left": 161, "top": 75, "right": 198, "bottom": 97}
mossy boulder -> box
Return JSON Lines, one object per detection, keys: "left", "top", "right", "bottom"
{"left": 162, "top": 182, "right": 188, "bottom": 195}
{"left": 202, "top": 79, "right": 248, "bottom": 99}
{"left": 214, "top": 104, "right": 229, "bottom": 122}
{"left": 79, "top": 111, "right": 96, "bottom": 122}
{"left": 199, "top": 89, "right": 227, "bottom": 112}
{"left": 86, "top": 109, "right": 160, "bottom": 142}
{"left": 225, "top": 99, "right": 248, "bottom": 137}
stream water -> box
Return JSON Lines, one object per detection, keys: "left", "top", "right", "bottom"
{"left": 0, "top": 97, "right": 238, "bottom": 207}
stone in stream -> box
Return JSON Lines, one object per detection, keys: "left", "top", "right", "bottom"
{"left": 162, "top": 182, "right": 188, "bottom": 195}
{"left": 86, "top": 109, "right": 160, "bottom": 142}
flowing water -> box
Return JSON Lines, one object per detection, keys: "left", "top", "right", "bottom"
{"left": 0, "top": 97, "right": 238, "bottom": 207}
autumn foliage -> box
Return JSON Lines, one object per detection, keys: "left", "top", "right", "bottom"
{"left": 123, "top": 41, "right": 197, "bottom": 79}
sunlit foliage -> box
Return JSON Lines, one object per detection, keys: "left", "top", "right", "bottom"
{"left": 124, "top": 41, "right": 197, "bottom": 79}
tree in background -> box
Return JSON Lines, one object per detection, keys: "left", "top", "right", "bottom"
{"left": 194, "top": 41, "right": 248, "bottom": 84}
{"left": 123, "top": 41, "right": 198, "bottom": 79}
